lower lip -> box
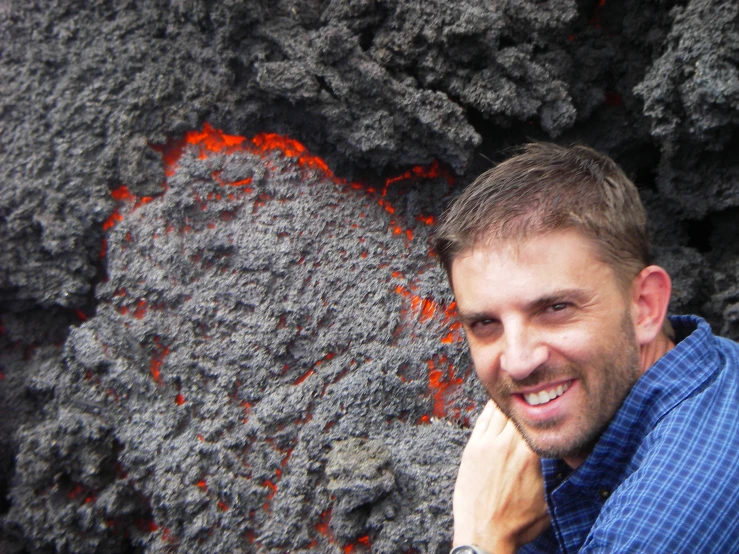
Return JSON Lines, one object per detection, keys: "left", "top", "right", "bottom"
{"left": 513, "top": 380, "right": 577, "bottom": 422}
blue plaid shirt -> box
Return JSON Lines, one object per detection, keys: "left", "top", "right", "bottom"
{"left": 521, "top": 315, "right": 739, "bottom": 553}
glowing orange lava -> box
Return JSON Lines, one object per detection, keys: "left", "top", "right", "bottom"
{"left": 428, "top": 355, "right": 463, "bottom": 418}
{"left": 149, "top": 337, "right": 169, "bottom": 385}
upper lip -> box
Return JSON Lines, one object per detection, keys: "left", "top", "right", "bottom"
{"left": 514, "top": 379, "right": 573, "bottom": 396}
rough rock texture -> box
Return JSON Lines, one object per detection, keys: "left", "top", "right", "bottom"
{"left": 1, "top": 0, "right": 737, "bottom": 552}
{"left": 2, "top": 133, "right": 479, "bottom": 552}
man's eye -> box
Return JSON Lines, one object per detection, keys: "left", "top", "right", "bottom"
{"left": 544, "top": 303, "right": 571, "bottom": 315}
{"left": 470, "top": 319, "right": 496, "bottom": 330}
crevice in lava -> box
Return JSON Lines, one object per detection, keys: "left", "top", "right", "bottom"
{"left": 465, "top": 104, "right": 547, "bottom": 175}
{"left": 683, "top": 218, "right": 714, "bottom": 254}
{"left": 0, "top": 461, "right": 11, "bottom": 516}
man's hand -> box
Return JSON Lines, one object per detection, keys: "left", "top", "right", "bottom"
{"left": 453, "top": 400, "right": 550, "bottom": 554}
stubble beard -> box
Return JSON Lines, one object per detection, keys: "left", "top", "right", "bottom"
{"left": 489, "top": 312, "right": 641, "bottom": 461}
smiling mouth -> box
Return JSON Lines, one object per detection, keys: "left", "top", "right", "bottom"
{"left": 522, "top": 381, "right": 572, "bottom": 406}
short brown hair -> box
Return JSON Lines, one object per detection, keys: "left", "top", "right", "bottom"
{"left": 434, "top": 143, "right": 651, "bottom": 286}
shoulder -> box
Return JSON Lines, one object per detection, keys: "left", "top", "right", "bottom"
{"left": 582, "top": 427, "right": 739, "bottom": 551}
{"left": 582, "top": 318, "right": 739, "bottom": 553}
{"left": 580, "top": 318, "right": 739, "bottom": 552}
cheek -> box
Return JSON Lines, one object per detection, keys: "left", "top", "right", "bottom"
{"left": 548, "top": 331, "right": 594, "bottom": 363}
{"left": 469, "top": 345, "right": 499, "bottom": 385}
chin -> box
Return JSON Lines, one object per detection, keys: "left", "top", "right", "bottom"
{"left": 520, "top": 426, "right": 600, "bottom": 461}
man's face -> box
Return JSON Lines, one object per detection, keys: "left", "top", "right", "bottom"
{"left": 451, "top": 229, "right": 641, "bottom": 466}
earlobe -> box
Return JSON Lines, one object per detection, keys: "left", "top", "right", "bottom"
{"left": 631, "top": 266, "right": 672, "bottom": 346}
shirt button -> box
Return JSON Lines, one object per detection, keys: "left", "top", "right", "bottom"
{"left": 600, "top": 489, "right": 610, "bottom": 500}
{"left": 556, "top": 473, "right": 564, "bottom": 481}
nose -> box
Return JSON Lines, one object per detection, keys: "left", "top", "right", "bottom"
{"left": 499, "top": 323, "right": 548, "bottom": 380}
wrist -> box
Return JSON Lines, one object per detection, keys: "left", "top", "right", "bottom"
{"left": 451, "top": 540, "right": 517, "bottom": 554}
{"left": 450, "top": 546, "right": 490, "bottom": 554}
{"left": 452, "top": 533, "right": 517, "bottom": 554}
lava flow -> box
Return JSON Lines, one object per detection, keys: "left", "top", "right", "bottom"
{"left": 104, "top": 123, "right": 466, "bottom": 421}
{"left": 95, "top": 122, "right": 473, "bottom": 551}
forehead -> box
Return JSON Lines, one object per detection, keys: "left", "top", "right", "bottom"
{"left": 450, "top": 230, "right": 619, "bottom": 306}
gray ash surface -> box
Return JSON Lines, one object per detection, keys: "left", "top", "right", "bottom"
{"left": 1, "top": 0, "right": 738, "bottom": 552}
{"left": 3, "top": 132, "right": 481, "bottom": 553}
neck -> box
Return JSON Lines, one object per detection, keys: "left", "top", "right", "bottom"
{"left": 640, "top": 331, "right": 675, "bottom": 374}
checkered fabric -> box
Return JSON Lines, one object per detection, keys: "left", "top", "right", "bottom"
{"left": 521, "top": 316, "right": 739, "bottom": 553}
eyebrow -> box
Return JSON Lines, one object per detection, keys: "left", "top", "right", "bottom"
{"left": 456, "top": 288, "right": 592, "bottom": 324}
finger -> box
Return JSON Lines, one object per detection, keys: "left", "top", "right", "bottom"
{"left": 499, "top": 415, "right": 521, "bottom": 440}
{"left": 469, "top": 400, "right": 497, "bottom": 440}
{"left": 487, "top": 400, "right": 509, "bottom": 436}
{"left": 501, "top": 420, "right": 536, "bottom": 457}
{"left": 476, "top": 400, "right": 511, "bottom": 439}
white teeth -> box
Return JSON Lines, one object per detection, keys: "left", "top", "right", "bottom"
{"left": 523, "top": 382, "right": 570, "bottom": 406}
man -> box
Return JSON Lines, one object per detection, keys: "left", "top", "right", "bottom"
{"left": 433, "top": 143, "right": 739, "bottom": 553}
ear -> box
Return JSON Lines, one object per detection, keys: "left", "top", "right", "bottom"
{"left": 630, "top": 265, "right": 672, "bottom": 346}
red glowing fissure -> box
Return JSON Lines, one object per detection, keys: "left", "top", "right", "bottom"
{"left": 108, "top": 123, "right": 447, "bottom": 244}
{"left": 149, "top": 336, "right": 169, "bottom": 385}
{"left": 590, "top": 0, "right": 608, "bottom": 29}
{"left": 427, "top": 354, "right": 464, "bottom": 418}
